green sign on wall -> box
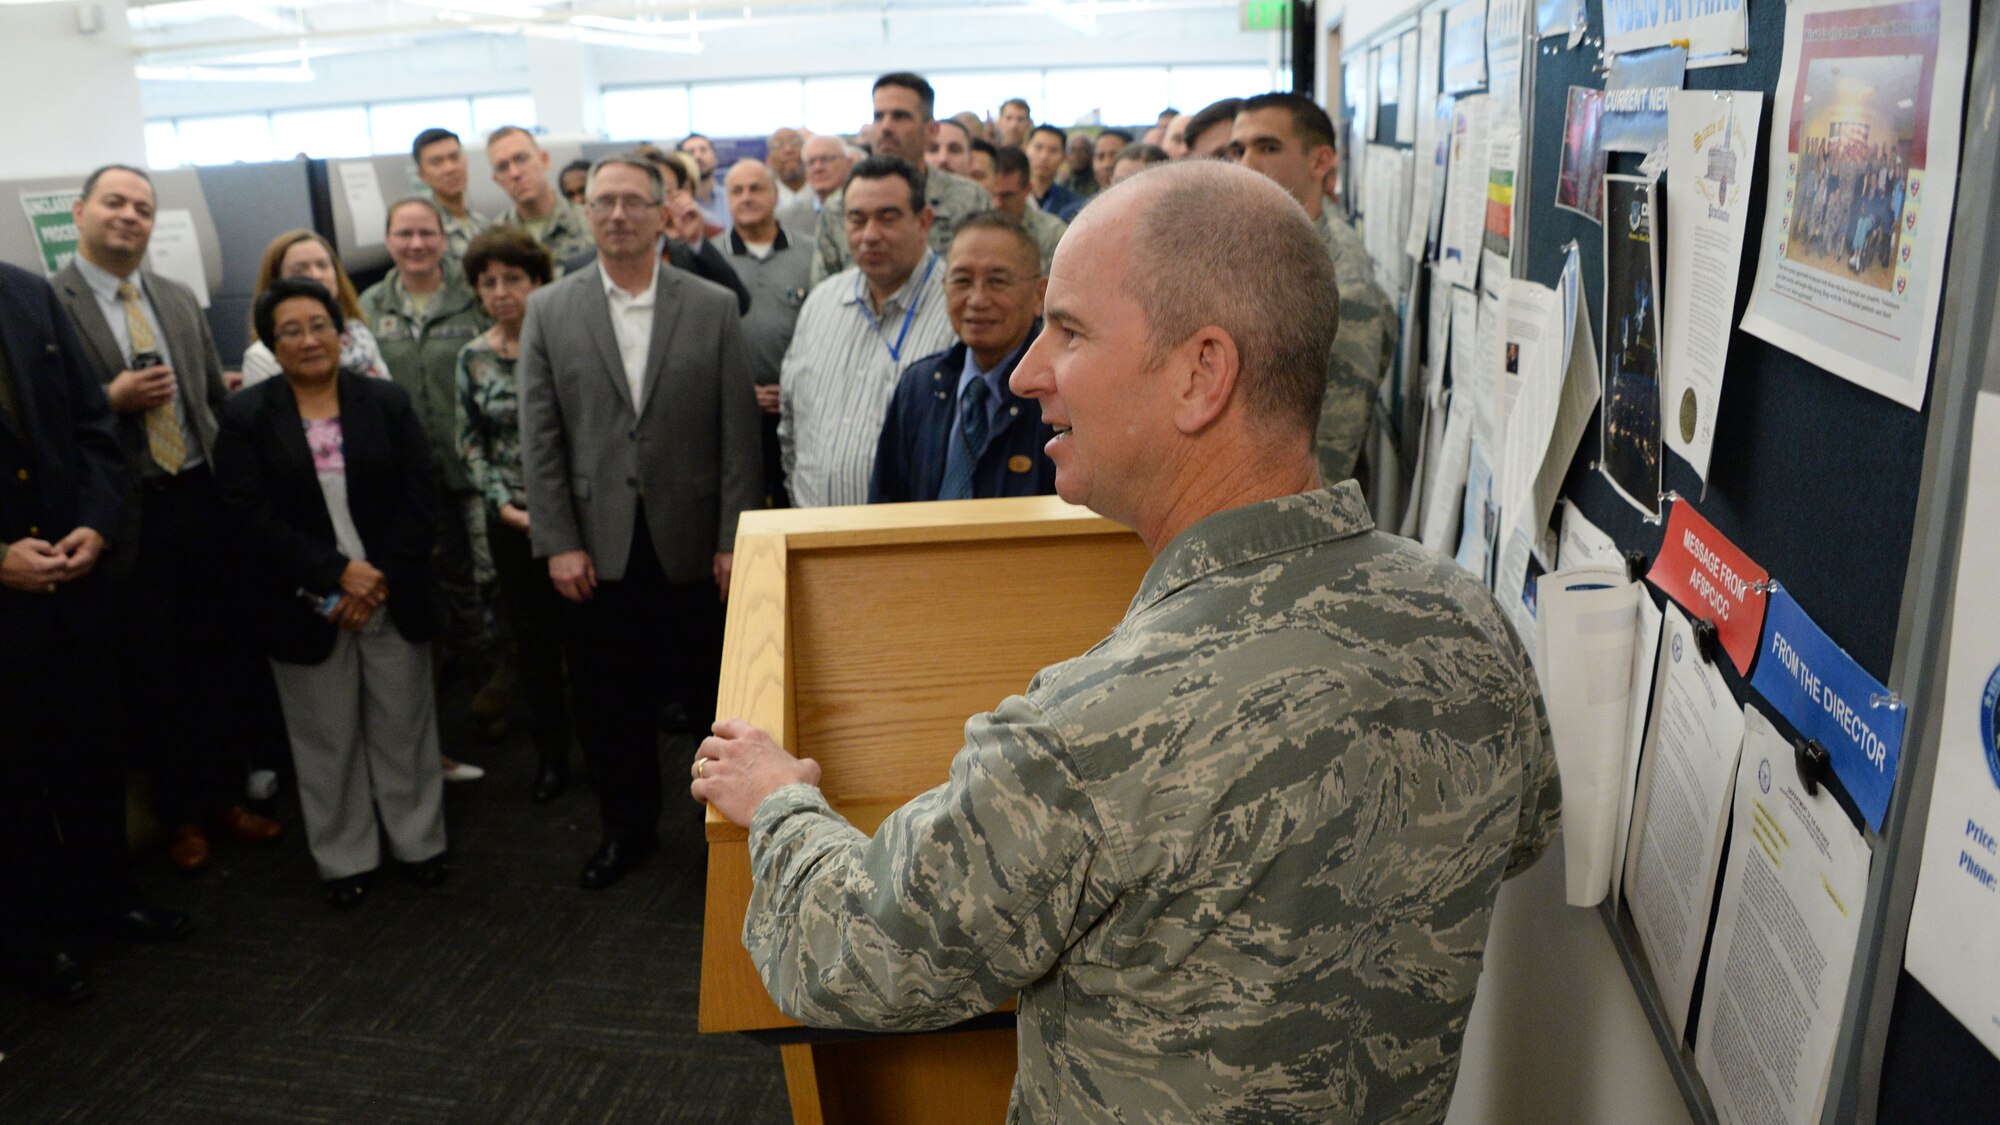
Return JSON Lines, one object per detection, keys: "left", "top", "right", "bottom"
{"left": 21, "top": 189, "right": 82, "bottom": 277}
{"left": 1241, "top": 0, "right": 1292, "bottom": 30}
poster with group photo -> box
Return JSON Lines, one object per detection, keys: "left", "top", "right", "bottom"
{"left": 1739, "top": 0, "right": 1969, "bottom": 410}
{"left": 1600, "top": 175, "right": 1665, "bottom": 517}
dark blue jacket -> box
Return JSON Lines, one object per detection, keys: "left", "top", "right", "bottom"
{"left": 0, "top": 262, "right": 126, "bottom": 670}
{"left": 869, "top": 324, "right": 1057, "bottom": 504}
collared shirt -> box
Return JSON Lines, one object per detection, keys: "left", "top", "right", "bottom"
{"left": 778, "top": 252, "right": 954, "bottom": 507}
{"left": 1311, "top": 208, "right": 1401, "bottom": 485}
{"left": 741, "top": 483, "right": 1559, "bottom": 1123}
{"left": 72, "top": 255, "right": 202, "bottom": 469}
{"left": 943, "top": 342, "right": 1019, "bottom": 472}
{"left": 696, "top": 186, "right": 733, "bottom": 235}
{"left": 810, "top": 167, "right": 991, "bottom": 285}
{"left": 727, "top": 227, "right": 812, "bottom": 387}
{"left": 495, "top": 195, "right": 595, "bottom": 276}
{"left": 601, "top": 264, "right": 658, "bottom": 408}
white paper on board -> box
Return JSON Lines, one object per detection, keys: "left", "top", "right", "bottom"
{"left": 1423, "top": 396, "right": 1476, "bottom": 554}
{"left": 1535, "top": 566, "right": 1644, "bottom": 905}
{"left": 1611, "top": 594, "right": 1665, "bottom": 906}
{"left": 1905, "top": 391, "right": 2000, "bottom": 1058}
{"left": 1439, "top": 95, "right": 1493, "bottom": 292}
{"left": 337, "top": 161, "right": 388, "bottom": 249}
{"left": 1558, "top": 498, "right": 1621, "bottom": 569}
{"left": 144, "top": 209, "right": 210, "bottom": 310}
{"left": 1695, "top": 705, "right": 1871, "bottom": 1125}
{"left": 1663, "top": 91, "right": 1763, "bottom": 482}
{"left": 1623, "top": 602, "right": 1746, "bottom": 1038}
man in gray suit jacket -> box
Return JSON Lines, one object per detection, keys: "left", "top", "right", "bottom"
{"left": 519, "top": 154, "right": 763, "bottom": 889}
{"left": 53, "top": 164, "right": 283, "bottom": 876}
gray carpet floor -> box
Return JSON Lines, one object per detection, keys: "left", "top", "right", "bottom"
{"left": 0, "top": 708, "right": 792, "bottom": 1125}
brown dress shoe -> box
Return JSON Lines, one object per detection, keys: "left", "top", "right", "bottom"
{"left": 215, "top": 805, "right": 283, "bottom": 845}
{"left": 169, "top": 824, "right": 211, "bottom": 871}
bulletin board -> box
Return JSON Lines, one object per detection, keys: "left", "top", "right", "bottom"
{"left": 1341, "top": 0, "right": 1998, "bottom": 1117}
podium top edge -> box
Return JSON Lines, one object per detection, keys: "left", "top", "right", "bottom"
{"left": 736, "top": 497, "right": 1137, "bottom": 550}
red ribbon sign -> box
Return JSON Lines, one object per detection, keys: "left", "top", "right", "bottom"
{"left": 1645, "top": 499, "right": 1770, "bottom": 675}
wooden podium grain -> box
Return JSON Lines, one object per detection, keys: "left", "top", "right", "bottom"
{"left": 698, "top": 497, "right": 1152, "bottom": 1125}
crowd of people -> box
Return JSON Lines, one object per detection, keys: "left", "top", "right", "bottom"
{"left": 1, "top": 70, "right": 1402, "bottom": 1005}
{"left": 1791, "top": 135, "right": 1910, "bottom": 279}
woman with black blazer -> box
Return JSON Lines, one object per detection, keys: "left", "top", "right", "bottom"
{"left": 213, "top": 277, "right": 448, "bottom": 909}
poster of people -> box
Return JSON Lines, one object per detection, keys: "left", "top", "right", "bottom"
{"left": 1600, "top": 175, "right": 1664, "bottom": 517}
{"left": 1740, "top": 0, "right": 1969, "bottom": 410}
{"left": 1556, "top": 87, "right": 1605, "bottom": 222}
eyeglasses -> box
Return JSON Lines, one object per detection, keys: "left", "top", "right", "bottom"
{"left": 945, "top": 274, "right": 1024, "bottom": 296}
{"left": 586, "top": 195, "right": 659, "bottom": 216}
{"left": 275, "top": 318, "right": 338, "bottom": 343}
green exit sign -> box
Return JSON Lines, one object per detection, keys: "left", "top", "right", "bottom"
{"left": 1241, "top": 0, "right": 1291, "bottom": 30}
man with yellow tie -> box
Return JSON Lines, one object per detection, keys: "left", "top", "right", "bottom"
{"left": 53, "top": 164, "right": 283, "bottom": 876}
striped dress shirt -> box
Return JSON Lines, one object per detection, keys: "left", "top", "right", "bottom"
{"left": 778, "top": 253, "right": 956, "bottom": 508}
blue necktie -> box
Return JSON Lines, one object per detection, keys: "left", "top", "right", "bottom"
{"left": 937, "top": 377, "right": 991, "bottom": 501}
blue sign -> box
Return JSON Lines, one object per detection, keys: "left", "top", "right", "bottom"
{"left": 1749, "top": 586, "right": 1904, "bottom": 830}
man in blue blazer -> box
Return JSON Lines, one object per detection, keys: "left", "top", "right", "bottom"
{"left": 0, "top": 260, "right": 194, "bottom": 1005}
{"left": 870, "top": 213, "right": 1058, "bottom": 503}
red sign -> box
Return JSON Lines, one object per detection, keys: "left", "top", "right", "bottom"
{"left": 1646, "top": 499, "right": 1770, "bottom": 674}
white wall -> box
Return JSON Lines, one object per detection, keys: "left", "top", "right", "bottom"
{"left": 1334, "top": 0, "right": 1426, "bottom": 46}
{"left": 1445, "top": 832, "right": 1695, "bottom": 1125}
{"left": 0, "top": 1, "right": 148, "bottom": 179}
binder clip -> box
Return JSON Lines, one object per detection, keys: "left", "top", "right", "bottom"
{"left": 1794, "top": 737, "right": 1831, "bottom": 797}
{"left": 1690, "top": 617, "right": 1721, "bottom": 665}
{"left": 1624, "top": 550, "right": 1648, "bottom": 583}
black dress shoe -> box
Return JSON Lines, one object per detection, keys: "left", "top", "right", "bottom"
{"left": 405, "top": 854, "right": 450, "bottom": 888}
{"left": 91, "top": 903, "right": 195, "bottom": 943}
{"left": 532, "top": 760, "right": 570, "bottom": 804}
{"left": 323, "top": 876, "right": 368, "bottom": 910}
{"left": 579, "top": 837, "right": 658, "bottom": 890}
{"left": 20, "top": 949, "right": 94, "bottom": 1006}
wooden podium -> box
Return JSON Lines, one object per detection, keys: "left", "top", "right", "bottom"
{"left": 698, "top": 497, "right": 1152, "bottom": 1125}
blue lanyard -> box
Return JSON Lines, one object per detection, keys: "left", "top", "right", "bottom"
{"left": 854, "top": 253, "right": 937, "bottom": 363}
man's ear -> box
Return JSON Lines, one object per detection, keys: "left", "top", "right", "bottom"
{"left": 1172, "top": 326, "right": 1241, "bottom": 435}
{"left": 1309, "top": 143, "right": 1337, "bottom": 186}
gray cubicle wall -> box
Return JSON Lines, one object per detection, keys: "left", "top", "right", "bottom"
{"left": 190, "top": 161, "right": 319, "bottom": 367}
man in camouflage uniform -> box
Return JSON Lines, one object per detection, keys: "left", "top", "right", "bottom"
{"left": 410, "top": 127, "right": 489, "bottom": 265}
{"left": 487, "top": 126, "right": 594, "bottom": 275}
{"left": 693, "top": 161, "right": 1558, "bottom": 1123}
{"left": 1231, "top": 92, "right": 1400, "bottom": 486}
{"left": 811, "top": 72, "right": 991, "bottom": 285}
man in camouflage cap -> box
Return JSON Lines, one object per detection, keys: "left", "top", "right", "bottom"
{"left": 694, "top": 160, "right": 1557, "bottom": 1123}
{"left": 1231, "top": 92, "right": 1400, "bottom": 488}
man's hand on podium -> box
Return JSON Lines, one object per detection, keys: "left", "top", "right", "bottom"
{"left": 691, "top": 718, "right": 823, "bottom": 827}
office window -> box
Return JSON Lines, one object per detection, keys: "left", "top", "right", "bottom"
{"left": 370, "top": 98, "right": 473, "bottom": 158}
{"left": 930, "top": 71, "right": 1042, "bottom": 126}
{"left": 175, "top": 114, "right": 278, "bottom": 166}
{"left": 271, "top": 106, "right": 374, "bottom": 160}
{"left": 601, "top": 86, "right": 692, "bottom": 143}
{"left": 145, "top": 121, "right": 183, "bottom": 170}
{"left": 1167, "top": 65, "right": 1279, "bottom": 114}
{"left": 801, "top": 75, "right": 875, "bottom": 136}
{"left": 690, "top": 79, "right": 804, "bottom": 138}
{"left": 472, "top": 93, "right": 536, "bottom": 139}
{"left": 1044, "top": 67, "right": 1173, "bottom": 128}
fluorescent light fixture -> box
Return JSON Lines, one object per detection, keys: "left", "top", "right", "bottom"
{"left": 524, "top": 21, "right": 702, "bottom": 52}
{"left": 136, "top": 62, "right": 317, "bottom": 81}
{"left": 399, "top": 0, "right": 544, "bottom": 19}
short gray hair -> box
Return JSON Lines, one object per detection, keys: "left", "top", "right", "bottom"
{"left": 586, "top": 153, "right": 666, "bottom": 204}
{"left": 1120, "top": 161, "right": 1339, "bottom": 438}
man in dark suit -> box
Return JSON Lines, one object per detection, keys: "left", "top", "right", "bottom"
{"left": 0, "top": 260, "right": 194, "bottom": 1004}
{"left": 870, "top": 213, "right": 1057, "bottom": 503}
{"left": 519, "top": 154, "right": 762, "bottom": 889}
{"left": 52, "top": 164, "right": 282, "bottom": 873}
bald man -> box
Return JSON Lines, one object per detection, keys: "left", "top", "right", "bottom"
{"left": 694, "top": 162, "right": 1558, "bottom": 1123}
{"left": 724, "top": 159, "right": 812, "bottom": 506}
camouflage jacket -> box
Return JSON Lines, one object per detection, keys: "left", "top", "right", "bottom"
{"left": 1316, "top": 209, "right": 1401, "bottom": 486}
{"left": 1019, "top": 200, "right": 1068, "bottom": 277}
{"left": 455, "top": 334, "right": 524, "bottom": 512}
{"left": 494, "top": 196, "right": 595, "bottom": 276}
{"left": 359, "top": 269, "right": 488, "bottom": 494}
{"left": 440, "top": 206, "right": 489, "bottom": 266}
{"left": 810, "top": 167, "right": 992, "bottom": 285}
{"left": 743, "top": 483, "right": 1560, "bottom": 1123}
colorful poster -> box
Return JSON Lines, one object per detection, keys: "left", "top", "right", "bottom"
{"left": 1556, "top": 87, "right": 1606, "bottom": 223}
{"left": 1604, "top": 0, "right": 1748, "bottom": 65}
{"left": 1444, "top": 0, "right": 1489, "bottom": 94}
{"left": 1739, "top": 0, "right": 1969, "bottom": 411}
{"left": 20, "top": 189, "right": 82, "bottom": 277}
{"left": 1905, "top": 391, "right": 2000, "bottom": 1059}
{"left": 1481, "top": 112, "right": 1522, "bottom": 294}
{"left": 1599, "top": 174, "right": 1665, "bottom": 518}
{"left": 1645, "top": 497, "right": 1772, "bottom": 675}
{"left": 1663, "top": 90, "right": 1763, "bottom": 481}
{"left": 1748, "top": 585, "right": 1904, "bottom": 830}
